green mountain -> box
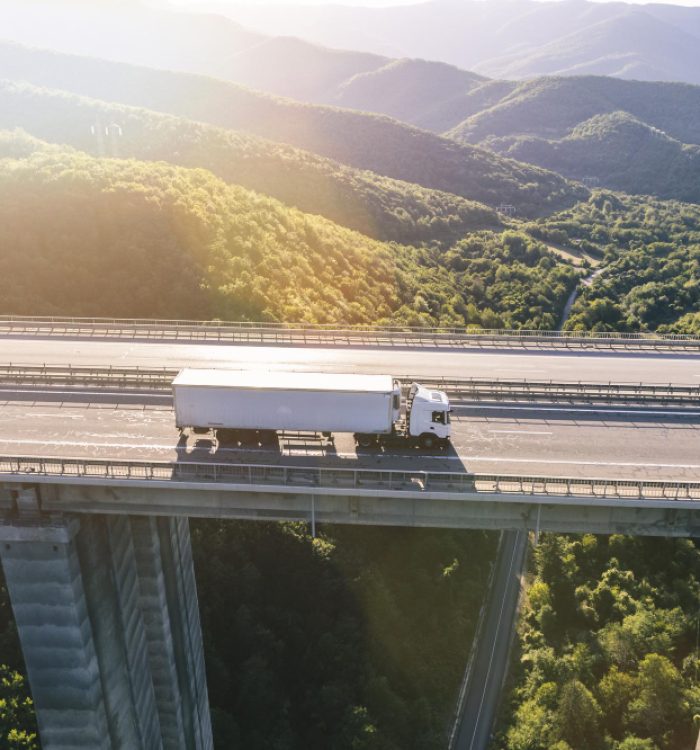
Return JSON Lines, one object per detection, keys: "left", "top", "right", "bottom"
{"left": 447, "top": 75, "right": 700, "bottom": 147}
{"left": 0, "top": 41, "right": 584, "bottom": 217}
{"left": 489, "top": 112, "right": 700, "bottom": 205}
{"left": 0, "top": 138, "right": 579, "bottom": 329}
{"left": 443, "top": 75, "right": 700, "bottom": 204}
{"left": 526, "top": 190, "right": 700, "bottom": 334}
{"left": 0, "top": 81, "right": 498, "bottom": 246}
{"left": 0, "top": 146, "right": 400, "bottom": 322}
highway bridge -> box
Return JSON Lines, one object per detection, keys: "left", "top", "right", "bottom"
{"left": 1, "top": 318, "right": 700, "bottom": 749}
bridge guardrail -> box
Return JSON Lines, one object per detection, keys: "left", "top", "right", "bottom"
{"left": 1, "top": 315, "right": 699, "bottom": 350}
{"left": 1, "top": 456, "right": 699, "bottom": 500}
{"left": 2, "top": 364, "right": 699, "bottom": 405}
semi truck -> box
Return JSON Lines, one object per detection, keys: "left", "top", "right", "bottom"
{"left": 172, "top": 368, "right": 451, "bottom": 449}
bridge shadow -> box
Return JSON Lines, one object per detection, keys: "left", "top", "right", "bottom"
{"left": 173, "top": 430, "right": 469, "bottom": 474}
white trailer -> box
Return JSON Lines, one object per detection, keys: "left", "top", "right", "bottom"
{"left": 172, "top": 369, "right": 451, "bottom": 449}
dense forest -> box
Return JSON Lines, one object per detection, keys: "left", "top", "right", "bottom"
{"left": 488, "top": 112, "right": 700, "bottom": 205}
{"left": 194, "top": 522, "right": 496, "bottom": 749}
{"left": 524, "top": 192, "right": 700, "bottom": 333}
{"left": 495, "top": 534, "right": 700, "bottom": 750}
{"left": 0, "top": 140, "right": 580, "bottom": 329}
{"left": 447, "top": 76, "right": 700, "bottom": 206}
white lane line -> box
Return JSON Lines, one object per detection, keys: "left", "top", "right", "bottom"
{"left": 488, "top": 430, "right": 553, "bottom": 436}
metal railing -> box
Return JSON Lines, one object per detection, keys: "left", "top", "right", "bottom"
{"left": 418, "top": 377, "right": 700, "bottom": 405}
{"left": 1, "top": 456, "right": 699, "bottom": 500}
{"left": 1, "top": 315, "right": 698, "bottom": 350}
{"left": 0, "top": 364, "right": 175, "bottom": 389}
{"left": 2, "top": 365, "right": 699, "bottom": 405}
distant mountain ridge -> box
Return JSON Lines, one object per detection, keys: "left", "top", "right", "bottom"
{"left": 0, "top": 40, "right": 583, "bottom": 217}
{"left": 442, "top": 74, "right": 700, "bottom": 204}
{"left": 0, "top": 0, "right": 488, "bottom": 131}
{"left": 2, "top": 2, "right": 697, "bottom": 208}
{"left": 0, "top": 80, "right": 500, "bottom": 246}
{"left": 487, "top": 111, "right": 700, "bottom": 204}
{"left": 208, "top": 0, "right": 700, "bottom": 87}
{"left": 447, "top": 76, "right": 700, "bottom": 147}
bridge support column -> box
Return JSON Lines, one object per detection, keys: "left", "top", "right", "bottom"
{"left": 130, "top": 516, "right": 212, "bottom": 750}
{"left": 0, "top": 514, "right": 112, "bottom": 749}
{"left": 0, "top": 492, "right": 212, "bottom": 750}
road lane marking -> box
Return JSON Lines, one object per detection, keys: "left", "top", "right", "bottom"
{"left": 488, "top": 430, "right": 553, "bottom": 436}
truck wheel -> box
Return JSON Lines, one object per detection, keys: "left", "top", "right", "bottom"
{"left": 419, "top": 433, "right": 437, "bottom": 450}
{"left": 356, "top": 434, "right": 377, "bottom": 449}
{"left": 259, "top": 430, "right": 279, "bottom": 448}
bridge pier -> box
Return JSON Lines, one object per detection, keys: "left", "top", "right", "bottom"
{"left": 0, "top": 492, "right": 212, "bottom": 750}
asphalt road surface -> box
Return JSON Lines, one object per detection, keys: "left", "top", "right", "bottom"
{"left": 1, "top": 391, "right": 698, "bottom": 480}
{"left": 2, "top": 337, "right": 700, "bottom": 384}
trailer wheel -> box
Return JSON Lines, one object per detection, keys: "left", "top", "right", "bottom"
{"left": 217, "top": 428, "right": 239, "bottom": 445}
{"left": 238, "top": 430, "right": 258, "bottom": 447}
{"left": 419, "top": 433, "right": 437, "bottom": 450}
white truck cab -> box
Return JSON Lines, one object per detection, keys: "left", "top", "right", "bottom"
{"left": 406, "top": 382, "right": 451, "bottom": 449}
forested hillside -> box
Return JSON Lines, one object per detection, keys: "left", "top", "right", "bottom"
{"left": 0, "top": 139, "right": 580, "bottom": 330}
{"left": 496, "top": 534, "right": 700, "bottom": 750}
{"left": 0, "top": 148, "right": 401, "bottom": 322}
{"left": 524, "top": 192, "right": 700, "bottom": 334}
{"left": 0, "top": 82, "right": 498, "bottom": 246}
{"left": 0, "top": 41, "right": 585, "bottom": 217}
{"left": 447, "top": 76, "right": 700, "bottom": 147}
{"left": 332, "top": 59, "right": 487, "bottom": 131}
{"left": 491, "top": 113, "right": 700, "bottom": 205}
{"left": 445, "top": 76, "right": 700, "bottom": 207}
